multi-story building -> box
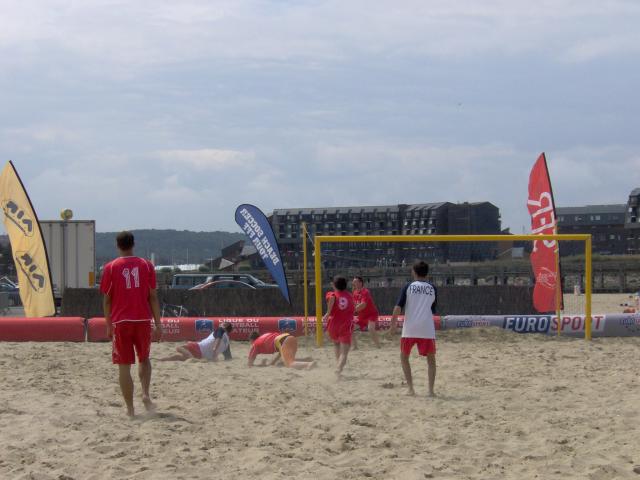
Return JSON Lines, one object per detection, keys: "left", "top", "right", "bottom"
{"left": 624, "top": 188, "right": 640, "bottom": 254}
{"left": 556, "top": 205, "right": 627, "bottom": 255}
{"left": 269, "top": 202, "right": 501, "bottom": 269}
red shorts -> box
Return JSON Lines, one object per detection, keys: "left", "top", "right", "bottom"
{"left": 400, "top": 337, "right": 436, "bottom": 356}
{"left": 328, "top": 327, "right": 352, "bottom": 345}
{"left": 354, "top": 316, "right": 378, "bottom": 331}
{"left": 184, "top": 341, "right": 202, "bottom": 359}
{"left": 112, "top": 321, "right": 152, "bottom": 364}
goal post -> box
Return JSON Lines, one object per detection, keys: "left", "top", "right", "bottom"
{"left": 310, "top": 234, "right": 592, "bottom": 346}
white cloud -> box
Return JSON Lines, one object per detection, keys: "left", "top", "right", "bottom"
{"left": 2, "top": 140, "right": 638, "bottom": 236}
{"left": 156, "top": 149, "right": 255, "bottom": 171}
{"left": 146, "top": 174, "right": 202, "bottom": 203}
{"left": 551, "top": 146, "right": 640, "bottom": 206}
{"left": 563, "top": 33, "right": 640, "bottom": 62}
{"left": 1, "top": 126, "right": 81, "bottom": 144}
{"left": 1, "top": 0, "right": 639, "bottom": 77}
{"left": 247, "top": 141, "right": 640, "bottom": 235}
{"left": 0, "top": 1, "right": 638, "bottom": 236}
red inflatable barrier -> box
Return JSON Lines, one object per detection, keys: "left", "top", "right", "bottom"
{"left": 0, "top": 317, "right": 85, "bottom": 342}
{"left": 87, "top": 317, "right": 214, "bottom": 342}
{"left": 216, "top": 315, "right": 440, "bottom": 340}
{"left": 87, "top": 316, "right": 440, "bottom": 342}
{"left": 88, "top": 317, "right": 300, "bottom": 342}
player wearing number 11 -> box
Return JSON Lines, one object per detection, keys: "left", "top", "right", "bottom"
{"left": 100, "top": 231, "right": 162, "bottom": 417}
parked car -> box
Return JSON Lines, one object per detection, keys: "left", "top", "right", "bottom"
{"left": 172, "top": 273, "right": 277, "bottom": 289}
{"left": 189, "top": 280, "right": 257, "bottom": 290}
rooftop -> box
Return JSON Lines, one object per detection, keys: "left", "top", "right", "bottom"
{"left": 556, "top": 204, "right": 626, "bottom": 215}
{"left": 272, "top": 201, "right": 495, "bottom": 216}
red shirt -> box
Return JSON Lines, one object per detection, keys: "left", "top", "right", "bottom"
{"left": 326, "top": 290, "right": 355, "bottom": 336}
{"left": 248, "top": 332, "right": 279, "bottom": 360}
{"left": 353, "top": 288, "right": 379, "bottom": 321}
{"left": 100, "top": 256, "right": 156, "bottom": 324}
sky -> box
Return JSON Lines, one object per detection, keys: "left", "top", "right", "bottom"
{"left": 1, "top": 0, "right": 639, "bottom": 234}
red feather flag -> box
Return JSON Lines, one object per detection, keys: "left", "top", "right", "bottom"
{"left": 527, "top": 153, "right": 563, "bottom": 312}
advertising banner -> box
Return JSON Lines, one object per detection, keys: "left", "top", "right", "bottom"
{"left": 442, "top": 314, "right": 637, "bottom": 337}
{"left": 527, "top": 153, "right": 562, "bottom": 313}
{"left": 235, "top": 204, "right": 291, "bottom": 304}
{"left": 87, "top": 316, "right": 413, "bottom": 342}
{"left": 0, "top": 161, "right": 55, "bottom": 317}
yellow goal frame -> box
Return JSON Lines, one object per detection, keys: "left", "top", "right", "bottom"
{"left": 308, "top": 234, "right": 592, "bottom": 346}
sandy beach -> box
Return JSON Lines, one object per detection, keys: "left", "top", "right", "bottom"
{"left": 1, "top": 294, "right": 640, "bottom": 479}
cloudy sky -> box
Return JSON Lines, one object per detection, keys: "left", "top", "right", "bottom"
{"left": 1, "top": 0, "right": 639, "bottom": 233}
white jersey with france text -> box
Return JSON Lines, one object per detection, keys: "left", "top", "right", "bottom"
{"left": 396, "top": 280, "right": 437, "bottom": 339}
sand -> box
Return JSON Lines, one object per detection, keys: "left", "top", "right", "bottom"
{"left": 1, "top": 294, "right": 640, "bottom": 479}
{"left": 589, "top": 292, "right": 639, "bottom": 313}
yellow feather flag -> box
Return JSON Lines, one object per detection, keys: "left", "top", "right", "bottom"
{"left": 0, "top": 161, "right": 55, "bottom": 317}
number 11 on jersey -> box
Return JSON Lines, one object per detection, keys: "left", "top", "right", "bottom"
{"left": 122, "top": 267, "right": 140, "bottom": 289}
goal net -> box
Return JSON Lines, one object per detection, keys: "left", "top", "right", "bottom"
{"left": 309, "top": 234, "right": 593, "bottom": 344}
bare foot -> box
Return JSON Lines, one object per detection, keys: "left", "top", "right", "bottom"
{"left": 126, "top": 406, "right": 135, "bottom": 418}
{"left": 142, "top": 396, "right": 156, "bottom": 412}
{"left": 305, "top": 361, "right": 316, "bottom": 370}
{"left": 407, "top": 388, "right": 416, "bottom": 396}
{"left": 428, "top": 391, "right": 436, "bottom": 398}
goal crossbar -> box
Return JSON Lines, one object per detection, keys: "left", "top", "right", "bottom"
{"left": 310, "top": 234, "right": 593, "bottom": 345}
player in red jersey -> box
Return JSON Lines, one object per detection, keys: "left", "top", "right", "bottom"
{"left": 100, "top": 231, "right": 162, "bottom": 417}
{"left": 322, "top": 276, "right": 355, "bottom": 377}
{"left": 351, "top": 276, "right": 381, "bottom": 348}
{"left": 247, "top": 331, "right": 315, "bottom": 369}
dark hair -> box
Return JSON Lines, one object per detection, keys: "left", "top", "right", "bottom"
{"left": 353, "top": 276, "right": 364, "bottom": 284}
{"left": 249, "top": 331, "right": 260, "bottom": 341}
{"left": 413, "top": 261, "right": 429, "bottom": 277}
{"left": 116, "top": 231, "right": 135, "bottom": 251}
{"left": 222, "top": 322, "right": 233, "bottom": 333}
{"left": 333, "top": 276, "right": 347, "bottom": 291}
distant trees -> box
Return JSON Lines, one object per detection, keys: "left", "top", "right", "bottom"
{"left": 95, "top": 229, "right": 246, "bottom": 265}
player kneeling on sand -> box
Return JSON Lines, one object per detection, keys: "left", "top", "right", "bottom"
{"left": 247, "top": 331, "right": 315, "bottom": 370}
{"left": 160, "top": 322, "right": 233, "bottom": 362}
{"left": 390, "top": 261, "right": 437, "bottom": 397}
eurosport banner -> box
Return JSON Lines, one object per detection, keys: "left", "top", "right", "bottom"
{"left": 527, "top": 153, "right": 563, "bottom": 313}
{"left": 235, "top": 204, "right": 291, "bottom": 304}
{"left": 441, "top": 314, "right": 640, "bottom": 337}
{"left": 0, "top": 161, "right": 55, "bottom": 317}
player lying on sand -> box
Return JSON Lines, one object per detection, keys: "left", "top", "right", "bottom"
{"left": 159, "top": 323, "right": 233, "bottom": 362}
{"left": 247, "top": 331, "right": 315, "bottom": 370}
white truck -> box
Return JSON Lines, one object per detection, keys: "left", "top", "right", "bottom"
{"left": 39, "top": 220, "right": 96, "bottom": 301}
